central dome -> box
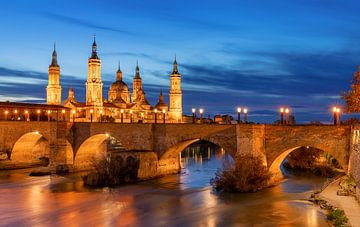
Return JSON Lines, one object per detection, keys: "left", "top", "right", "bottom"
{"left": 109, "top": 80, "right": 129, "bottom": 93}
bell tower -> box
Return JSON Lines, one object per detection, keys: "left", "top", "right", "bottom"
{"left": 169, "top": 56, "right": 182, "bottom": 122}
{"left": 86, "top": 35, "right": 103, "bottom": 106}
{"left": 46, "top": 44, "right": 62, "bottom": 105}
{"left": 132, "top": 61, "right": 143, "bottom": 101}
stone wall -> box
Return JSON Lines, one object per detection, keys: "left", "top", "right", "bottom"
{"left": 350, "top": 126, "right": 360, "bottom": 202}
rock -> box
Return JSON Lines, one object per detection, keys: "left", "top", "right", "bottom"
{"left": 337, "top": 190, "right": 349, "bottom": 196}
{"left": 56, "top": 164, "right": 70, "bottom": 174}
{"left": 29, "top": 167, "right": 51, "bottom": 176}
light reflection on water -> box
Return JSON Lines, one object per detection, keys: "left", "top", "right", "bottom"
{"left": 0, "top": 142, "right": 329, "bottom": 226}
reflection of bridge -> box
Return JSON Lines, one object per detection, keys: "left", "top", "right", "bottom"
{"left": 0, "top": 122, "right": 358, "bottom": 181}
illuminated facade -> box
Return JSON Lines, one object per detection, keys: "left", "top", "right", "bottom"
{"left": 46, "top": 45, "right": 62, "bottom": 105}
{"left": 58, "top": 37, "right": 182, "bottom": 123}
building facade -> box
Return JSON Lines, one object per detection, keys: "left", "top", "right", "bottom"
{"left": 46, "top": 37, "right": 183, "bottom": 123}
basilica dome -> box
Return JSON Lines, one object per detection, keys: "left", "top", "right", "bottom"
{"left": 109, "top": 80, "right": 129, "bottom": 93}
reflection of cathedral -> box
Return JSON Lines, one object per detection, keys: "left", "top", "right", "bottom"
{"left": 46, "top": 37, "right": 183, "bottom": 123}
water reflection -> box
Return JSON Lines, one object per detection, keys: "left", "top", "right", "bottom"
{"left": 0, "top": 142, "right": 329, "bottom": 226}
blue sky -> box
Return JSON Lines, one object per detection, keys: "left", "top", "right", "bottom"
{"left": 0, "top": 0, "right": 360, "bottom": 123}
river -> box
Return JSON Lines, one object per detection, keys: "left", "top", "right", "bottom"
{"left": 0, "top": 144, "right": 329, "bottom": 226}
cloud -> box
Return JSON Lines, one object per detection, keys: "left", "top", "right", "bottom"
{"left": 40, "top": 13, "right": 134, "bottom": 35}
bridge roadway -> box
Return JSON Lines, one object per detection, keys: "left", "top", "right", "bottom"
{"left": 0, "top": 121, "right": 358, "bottom": 183}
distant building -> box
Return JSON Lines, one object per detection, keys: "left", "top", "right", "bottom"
{"left": 45, "top": 37, "right": 183, "bottom": 123}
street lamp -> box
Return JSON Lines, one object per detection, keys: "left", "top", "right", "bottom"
{"left": 37, "top": 110, "right": 41, "bottom": 121}
{"left": 280, "top": 108, "right": 284, "bottom": 125}
{"left": 130, "top": 110, "right": 133, "bottom": 123}
{"left": 62, "top": 109, "right": 65, "bottom": 121}
{"left": 90, "top": 109, "right": 93, "bottom": 122}
{"left": 4, "top": 110, "right": 8, "bottom": 121}
{"left": 199, "top": 109, "right": 204, "bottom": 124}
{"left": 285, "top": 108, "right": 289, "bottom": 125}
{"left": 162, "top": 109, "right": 166, "bottom": 124}
{"left": 154, "top": 109, "right": 158, "bottom": 124}
{"left": 332, "top": 107, "right": 337, "bottom": 125}
{"left": 47, "top": 110, "right": 51, "bottom": 122}
{"left": 192, "top": 108, "right": 196, "bottom": 123}
{"left": 25, "top": 110, "right": 29, "bottom": 121}
{"left": 99, "top": 110, "right": 103, "bottom": 122}
{"left": 336, "top": 108, "right": 341, "bottom": 125}
{"left": 243, "top": 108, "right": 248, "bottom": 124}
{"left": 120, "top": 109, "right": 124, "bottom": 123}
{"left": 72, "top": 109, "right": 76, "bottom": 122}
{"left": 237, "top": 107, "right": 242, "bottom": 124}
{"left": 14, "top": 110, "right": 18, "bottom": 121}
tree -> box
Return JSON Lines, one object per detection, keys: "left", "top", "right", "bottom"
{"left": 211, "top": 155, "right": 272, "bottom": 193}
{"left": 343, "top": 67, "right": 360, "bottom": 113}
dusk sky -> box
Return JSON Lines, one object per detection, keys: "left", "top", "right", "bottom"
{"left": 1, "top": 0, "right": 360, "bottom": 123}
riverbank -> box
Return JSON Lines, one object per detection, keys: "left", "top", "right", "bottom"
{"left": 319, "top": 177, "right": 360, "bottom": 227}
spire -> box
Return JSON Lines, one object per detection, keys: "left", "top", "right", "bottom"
{"left": 68, "top": 86, "right": 74, "bottom": 98}
{"left": 50, "top": 43, "right": 59, "bottom": 67}
{"left": 172, "top": 55, "right": 179, "bottom": 75}
{"left": 117, "top": 61, "right": 122, "bottom": 73}
{"left": 116, "top": 61, "right": 122, "bottom": 81}
{"left": 159, "top": 89, "right": 165, "bottom": 102}
{"left": 90, "top": 34, "right": 99, "bottom": 59}
{"left": 134, "top": 61, "right": 141, "bottom": 79}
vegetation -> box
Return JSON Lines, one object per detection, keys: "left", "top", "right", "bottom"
{"left": 211, "top": 155, "right": 272, "bottom": 193}
{"left": 343, "top": 67, "right": 360, "bottom": 113}
{"left": 283, "top": 147, "right": 340, "bottom": 177}
{"left": 82, "top": 154, "right": 139, "bottom": 187}
{"left": 327, "top": 209, "right": 349, "bottom": 227}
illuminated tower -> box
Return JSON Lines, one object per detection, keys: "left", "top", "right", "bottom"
{"left": 86, "top": 36, "right": 103, "bottom": 106}
{"left": 46, "top": 44, "right": 62, "bottom": 105}
{"left": 169, "top": 56, "right": 182, "bottom": 122}
{"left": 131, "top": 62, "right": 143, "bottom": 101}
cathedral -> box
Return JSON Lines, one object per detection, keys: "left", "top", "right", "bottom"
{"left": 46, "top": 37, "right": 183, "bottom": 123}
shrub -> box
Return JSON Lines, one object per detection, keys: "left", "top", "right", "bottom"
{"left": 327, "top": 209, "right": 348, "bottom": 227}
{"left": 82, "top": 154, "right": 140, "bottom": 187}
{"left": 211, "top": 155, "right": 272, "bottom": 193}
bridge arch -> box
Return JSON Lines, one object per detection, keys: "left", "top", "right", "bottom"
{"left": 268, "top": 145, "right": 346, "bottom": 180}
{"left": 160, "top": 137, "right": 234, "bottom": 161}
{"left": 11, "top": 132, "right": 50, "bottom": 165}
{"left": 74, "top": 133, "right": 126, "bottom": 170}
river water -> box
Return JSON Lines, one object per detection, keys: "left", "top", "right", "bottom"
{"left": 0, "top": 145, "right": 329, "bottom": 226}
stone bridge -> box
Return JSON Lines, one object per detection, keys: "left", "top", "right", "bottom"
{"left": 0, "top": 122, "right": 357, "bottom": 183}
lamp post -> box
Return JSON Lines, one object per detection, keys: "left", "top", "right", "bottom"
{"left": 99, "top": 110, "right": 103, "bottom": 122}
{"left": 25, "top": 110, "right": 29, "bottom": 121}
{"left": 47, "top": 110, "right": 51, "bottom": 122}
{"left": 285, "top": 108, "right": 289, "bottom": 125}
{"left": 14, "top": 110, "right": 18, "bottom": 121}
{"left": 192, "top": 108, "right": 196, "bottom": 123}
{"left": 37, "top": 110, "right": 40, "bottom": 121}
{"left": 120, "top": 109, "right": 124, "bottom": 123}
{"left": 244, "top": 108, "right": 248, "bottom": 124}
{"left": 130, "top": 110, "right": 132, "bottom": 123}
{"left": 336, "top": 108, "right": 341, "bottom": 125}
{"left": 4, "top": 110, "right": 8, "bottom": 121}
{"left": 333, "top": 107, "right": 337, "bottom": 125}
{"left": 199, "top": 109, "right": 203, "bottom": 124}
{"left": 62, "top": 109, "right": 65, "bottom": 121}
{"left": 72, "top": 109, "right": 76, "bottom": 122}
{"left": 90, "top": 109, "right": 93, "bottom": 123}
{"left": 162, "top": 109, "right": 166, "bottom": 124}
{"left": 237, "top": 107, "right": 242, "bottom": 124}
{"left": 154, "top": 109, "right": 158, "bottom": 124}
{"left": 280, "top": 108, "right": 284, "bottom": 125}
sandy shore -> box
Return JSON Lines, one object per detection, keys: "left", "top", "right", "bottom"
{"left": 319, "top": 177, "right": 360, "bottom": 227}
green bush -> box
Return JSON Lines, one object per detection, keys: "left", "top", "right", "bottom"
{"left": 211, "top": 155, "right": 272, "bottom": 193}
{"left": 327, "top": 209, "right": 348, "bottom": 227}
